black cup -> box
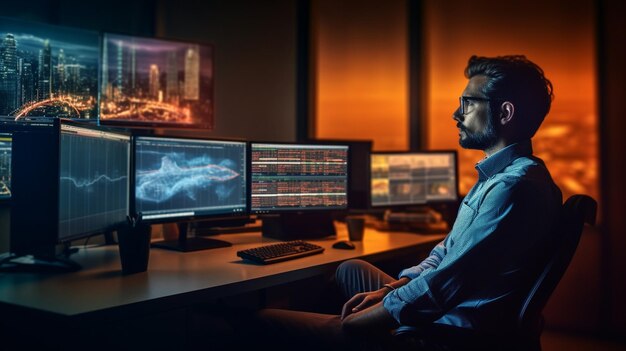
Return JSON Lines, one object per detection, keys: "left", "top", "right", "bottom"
{"left": 346, "top": 216, "right": 365, "bottom": 241}
{"left": 117, "top": 222, "right": 151, "bottom": 274}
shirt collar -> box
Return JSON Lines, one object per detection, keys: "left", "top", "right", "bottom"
{"left": 475, "top": 140, "right": 533, "bottom": 180}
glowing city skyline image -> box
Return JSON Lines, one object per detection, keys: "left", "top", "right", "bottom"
{"left": 0, "top": 17, "right": 99, "bottom": 120}
{"left": 100, "top": 33, "right": 214, "bottom": 129}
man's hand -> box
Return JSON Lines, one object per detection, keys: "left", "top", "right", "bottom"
{"left": 341, "top": 277, "right": 410, "bottom": 320}
{"left": 341, "top": 301, "right": 399, "bottom": 335}
{"left": 341, "top": 289, "right": 387, "bottom": 320}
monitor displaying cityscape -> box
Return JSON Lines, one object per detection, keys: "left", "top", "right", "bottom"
{"left": 100, "top": 33, "right": 214, "bottom": 129}
{"left": 58, "top": 123, "right": 131, "bottom": 241}
{"left": 250, "top": 143, "right": 349, "bottom": 213}
{"left": 0, "top": 17, "right": 99, "bottom": 120}
{"left": 134, "top": 136, "right": 247, "bottom": 221}
{"left": 370, "top": 151, "right": 458, "bottom": 207}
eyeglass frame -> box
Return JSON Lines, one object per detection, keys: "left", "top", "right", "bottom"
{"left": 459, "top": 96, "right": 503, "bottom": 115}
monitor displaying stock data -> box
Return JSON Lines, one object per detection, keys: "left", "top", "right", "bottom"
{"left": 370, "top": 151, "right": 458, "bottom": 207}
{"left": 250, "top": 143, "right": 349, "bottom": 213}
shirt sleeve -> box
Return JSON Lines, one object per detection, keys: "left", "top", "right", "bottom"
{"left": 382, "top": 177, "right": 559, "bottom": 326}
{"left": 398, "top": 240, "right": 446, "bottom": 280}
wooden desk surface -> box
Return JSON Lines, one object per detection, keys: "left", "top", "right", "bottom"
{"left": 0, "top": 225, "right": 443, "bottom": 322}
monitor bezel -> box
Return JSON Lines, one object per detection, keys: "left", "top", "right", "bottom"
{"left": 369, "top": 149, "right": 459, "bottom": 209}
{"left": 249, "top": 140, "right": 350, "bottom": 215}
{"left": 56, "top": 118, "right": 132, "bottom": 243}
{"left": 98, "top": 32, "right": 215, "bottom": 130}
{"left": 131, "top": 134, "right": 249, "bottom": 224}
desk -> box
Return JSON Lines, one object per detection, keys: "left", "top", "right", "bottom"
{"left": 0, "top": 225, "right": 443, "bottom": 349}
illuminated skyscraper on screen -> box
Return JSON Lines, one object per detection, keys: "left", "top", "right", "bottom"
{"left": 0, "top": 33, "right": 18, "bottom": 114}
{"left": 38, "top": 39, "right": 51, "bottom": 100}
{"left": 184, "top": 46, "right": 199, "bottom": 101}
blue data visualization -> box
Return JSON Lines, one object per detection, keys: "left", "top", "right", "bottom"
{"left": 134, "top": 137, "right": 246, "bottom": 220}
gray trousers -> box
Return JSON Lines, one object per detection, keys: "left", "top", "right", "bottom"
{"left": 254, "top": 259, "right": 396, "bottom": 351}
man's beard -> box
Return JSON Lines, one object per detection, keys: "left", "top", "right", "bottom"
{"left": 458, "top": 115, "right": 499, "bottom": 150}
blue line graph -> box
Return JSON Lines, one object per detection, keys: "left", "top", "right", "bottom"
{"left": 60, "top": 174, "right": 127, "bottom": 188}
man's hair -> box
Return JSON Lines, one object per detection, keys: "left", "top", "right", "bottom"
{"left": 465, "top": 55, "right": 554, "bottom": 140}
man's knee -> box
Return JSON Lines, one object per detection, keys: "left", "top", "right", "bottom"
{"left": 335, "top": 259, "right": 370, "bottom": 282}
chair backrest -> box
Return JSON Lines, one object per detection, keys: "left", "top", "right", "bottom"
{"left": 517, "top": 194, "right": 597, "bottom": 337}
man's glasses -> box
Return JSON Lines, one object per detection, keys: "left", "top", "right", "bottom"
{"left": 459, "top": 96, "right": 493, "bottom": 115}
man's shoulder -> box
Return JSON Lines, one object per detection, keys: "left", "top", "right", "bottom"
{"left": 500, "top": 155, "right": 552, "bottom": 180}
{"left": 489, "top": 155, "right": 559, "bottom": 195}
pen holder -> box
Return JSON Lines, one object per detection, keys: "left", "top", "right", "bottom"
{"left": 117, "top": 221, "right": 151, "bottom": 274}
{"left": 346, "top": 216, "right": 365, "bottom": 241}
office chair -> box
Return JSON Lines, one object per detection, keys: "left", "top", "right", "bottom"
{"left": 393, "top": 194, "right": 598, "bottom": 351}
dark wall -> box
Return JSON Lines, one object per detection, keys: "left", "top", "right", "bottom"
{"left": 154, "top": 0, "right": 297, "bottom": 141}
{"left": 0, "top": 0, "right": 156, "bottom": 36}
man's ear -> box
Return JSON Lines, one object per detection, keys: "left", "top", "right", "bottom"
{"left": 499, "top": 101, "right": 515, "bottom": 125}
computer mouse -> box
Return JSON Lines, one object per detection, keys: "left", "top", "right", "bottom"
{"left": 332, "top": 240, "right": 356, "bottom": 250}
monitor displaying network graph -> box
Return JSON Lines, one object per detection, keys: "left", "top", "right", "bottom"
{"left": 133, "top": 136, "right": 247, "bottom": 222}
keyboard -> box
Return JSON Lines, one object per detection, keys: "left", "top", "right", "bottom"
{"left": 237, "top": 240, "right": 325, "bottom": 264}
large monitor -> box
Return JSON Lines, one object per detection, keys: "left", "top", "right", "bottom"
{"left": 0, "top": 17, "right": 100, "bottom": 121}
{"left": 5, "top": 119, "right": 130, "bottom": 271}
{"left": 133, "top": 136, "right": 247, "bottom": 251}
{"left": 251, "top": 142, "right": 349, "bottom": 239}
{"left": 100, "top": 33, "right": 214, "bottom": 129}
{"left": 370, "top": 151, "right": 458, "bottom": 208}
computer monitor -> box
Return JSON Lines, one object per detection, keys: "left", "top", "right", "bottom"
{"left": 133, "top": 135, "right": 247, "bottom": 251}
{"left": 100, "top": 33, "right": 214, "bottom": 130}
{"left": 6, "top": 119, "right": 130, "bottom": 271}
{"left": 0, "top": 132, "right": 11, "bottom": 201}
{"left": 370, "top": 151, "right": 458, "bottom": 208}
{"left": 0, "top": 118, "right": 54, "bottom": 203}
{"left": 0, "top": 16, "right": 100, "bottom": 120}
{"left": 58, "top": 123, "right": 130, "bottom": 242}
{"left": 250, "top": 142, "right": 349, "bottom": 239}
{"left": 305, "top": 139, "right": 372, "bottom": 210}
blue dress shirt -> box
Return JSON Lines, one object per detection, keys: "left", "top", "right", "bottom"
{"left": 382, "top": 140, "right": 562, "bottom": 332}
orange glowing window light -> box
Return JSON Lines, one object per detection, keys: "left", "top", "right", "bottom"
{"left": 311, "top": 0, "right": 408, "bottom": 151}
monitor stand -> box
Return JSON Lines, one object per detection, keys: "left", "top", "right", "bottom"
{"left": 194, "top": 216, "right": 261, "bottom": 235}
{"left": 261, "top": 212, "right": 337, "bottom": 240}
{"left": 151, "top": 222, "right": 232, "bottom": 252}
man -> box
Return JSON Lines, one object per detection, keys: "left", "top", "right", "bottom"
{"left": 252, "top": 55, "right": 562, "bottom": 351}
